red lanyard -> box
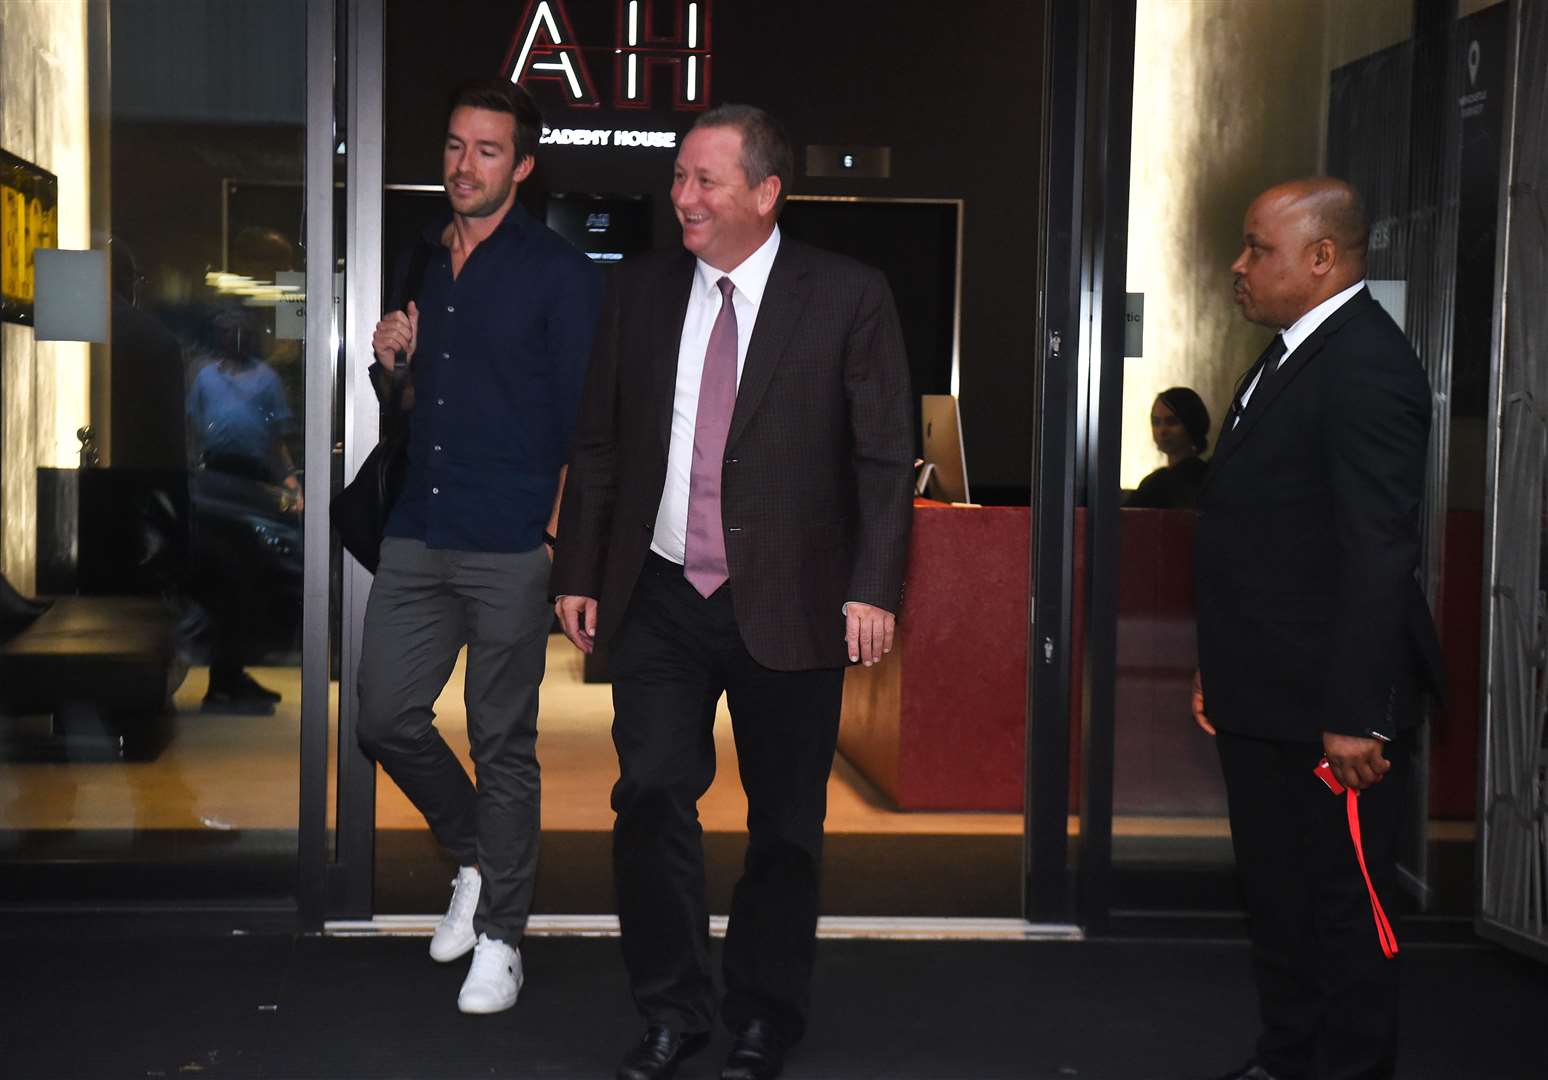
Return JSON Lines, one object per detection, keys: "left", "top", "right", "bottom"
{"left": 1314, "top": 757, "right": 1399, "bottom": 959}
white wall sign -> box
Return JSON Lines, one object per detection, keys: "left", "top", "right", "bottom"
{"left": 505, "top": 0, "right": 713, "bottom": 111}
{"left": 539, "top": 127, "right": 678, "bottom": 149}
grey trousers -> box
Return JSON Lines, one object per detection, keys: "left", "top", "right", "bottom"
{"left": 356, "top": 537, "right": 551, "bottom": 943}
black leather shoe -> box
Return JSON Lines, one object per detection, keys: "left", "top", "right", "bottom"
{"left": 721, "top": 1019, "right": 785, "bottom": 1080}
{"left": 616, "top": 1024, "right": 710, "bottom": 1080}
{"left": 1204, "top": 1063, "right": 1282, "bottom": 1080}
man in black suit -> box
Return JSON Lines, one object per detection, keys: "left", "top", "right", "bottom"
{"left": 551, "top": 105, "right": 913, "bottom": 1080}
{"left": 1192, "top": 178, "right": 1443, "bottom": 1080}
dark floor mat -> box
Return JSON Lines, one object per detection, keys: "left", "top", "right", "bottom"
{"left": 1, "top": 934, "right": 1544, "bottom": 1079}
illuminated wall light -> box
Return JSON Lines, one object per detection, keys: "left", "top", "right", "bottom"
{"left": 688, "top": 57, "right": 697, "bottom": 102}
{"left": 628, "top": 54, "right": 638, "bottom": 99}
{"left": 689, "top": 4, "right": 698, "bottom": 48}
{"left": 629, "top": 1, "right": 639, "bottom": 46}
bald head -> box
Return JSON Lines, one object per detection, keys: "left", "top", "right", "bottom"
{"left": 1272, "top": 177, "right": 1369, "bottom": 262}
{"left": 1231, "top": 177, "right": 1370, "bottom": 329}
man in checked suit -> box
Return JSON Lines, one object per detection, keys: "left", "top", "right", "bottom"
{"left": 1192, "top": 178, "right": 1444, "bottom": 1080}
{"left": 551, "top": 105, "right": 913, "bottom": 1080}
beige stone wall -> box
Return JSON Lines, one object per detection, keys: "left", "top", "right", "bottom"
{"left": 0, "top": 2, "right": 91, "bottom": 592}
{"left": 1122, "top": 0, "right": 1413, "bottom": 487}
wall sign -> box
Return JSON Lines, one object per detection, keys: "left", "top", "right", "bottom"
{"left": 0, "top": 149, "right": 58, "bottom": 326}
{"left": 504, "top": 0, "right": 713, "bottom": 111}
{"left": 539, "top": 126, "right": 678, "bottom": 148}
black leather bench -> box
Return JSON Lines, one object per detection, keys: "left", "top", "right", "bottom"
{"left": 0, "top": 596, "right": 179, "bottom": 760}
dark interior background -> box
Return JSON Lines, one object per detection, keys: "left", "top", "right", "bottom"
{"left": 384, "top": 0, "right": 1046, "bottom": 500}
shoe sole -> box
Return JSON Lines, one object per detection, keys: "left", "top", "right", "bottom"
{"left": 457, "top": 980, "right": 522, "bottom": 1015}
{"left": 429, "top": 933, "right": 476, "bottom": 963}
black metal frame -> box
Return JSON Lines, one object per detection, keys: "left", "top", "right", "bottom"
{"left": 1026, "top": 0, "right": 1136, "bottom": 929}
{"left": 326, "top": 0, "right": 385, "bottom": 925}
{"left": 309, "top": 0, "right": 1147, "bottom": 936}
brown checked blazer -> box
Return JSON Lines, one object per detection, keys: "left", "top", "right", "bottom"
{"left": 550, "top": 238, "right": 915, "bottom": 671}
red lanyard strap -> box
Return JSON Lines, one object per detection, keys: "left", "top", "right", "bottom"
{"left": 1344, "top": 787, "right": 1399, "bottom": 959}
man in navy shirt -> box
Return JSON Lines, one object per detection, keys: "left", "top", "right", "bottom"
{"left": 356, "top": 79, "right": 602, "bottom": 1015}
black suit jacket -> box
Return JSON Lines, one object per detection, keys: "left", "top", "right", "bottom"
{"left": 1194, "top": 289, "right": 1444, "bottom": 742}
{"left": 551, "top": 238, "right": 915, "bottom": 671}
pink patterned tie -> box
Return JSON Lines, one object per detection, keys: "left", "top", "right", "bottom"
{"left": 683, "top": 276, "right": 737, "bottom": 597}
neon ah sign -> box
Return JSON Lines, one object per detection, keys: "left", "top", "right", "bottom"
{"left": 504, "top": 0, "right": 713, "bottom": 111}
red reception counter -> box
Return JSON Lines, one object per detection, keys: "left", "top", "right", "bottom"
{"left": 838, "top": 502, "right": 1033, "bottom": 811}
{"left": 837, "top": 502, "right": 1481, "bottom": 818}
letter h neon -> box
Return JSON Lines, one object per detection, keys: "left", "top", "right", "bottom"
{"left": 614, "top": 0, "right": 711, "bottom": 110}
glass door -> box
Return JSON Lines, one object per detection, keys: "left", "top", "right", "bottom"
{"left": 1082, "top": 0, "right": 1505, "bottom": 927}
{"left": 330, "top": 0, "right": 1055, "bottom": 931}
{"left": 2, "top": 0, "right": 324, "bottom": 919}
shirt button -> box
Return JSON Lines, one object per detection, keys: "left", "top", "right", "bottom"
{"left": 437, "top": 397, "right": 445, "bottom": 405}
{"left": 432, "top": 487, "right": 440, "bottom": 494}
{"left": 446, "top": 305, "right": 455, "bottom": 313}
{"left": 441, "top": 351, "right": 450, "bottom": 359}
{"left": 434, "top": 444, "right": 442, "bottom": 452}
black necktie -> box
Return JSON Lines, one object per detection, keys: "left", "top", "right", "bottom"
{"left": 1233, "top": 335, "right": 1288, "bottom": 424}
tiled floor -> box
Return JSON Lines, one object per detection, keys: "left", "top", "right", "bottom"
{"left": 1, "top": 637, "right": 1022, "bottom": 838}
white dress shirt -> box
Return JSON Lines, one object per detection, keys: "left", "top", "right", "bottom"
{"left": 1234, "top": 278, "right": 1366, "bottom": 425}
{"left": 650, "top": 226, "right": 782, "bottom": 563}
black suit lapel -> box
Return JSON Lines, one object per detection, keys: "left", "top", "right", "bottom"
{"left": 1212, "top": 290, "right": 1378, "bottom": 468}
{"left": 651, "top": 252, "right": 697, "bottom": 453}
{"left": 726, "top": 242, "right": 808, "bottom": 451}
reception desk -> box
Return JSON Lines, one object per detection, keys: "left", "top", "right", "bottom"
{"left": 838, "top": 503, "right": 1483, "bottom": 818}
{"left": 837, "top": 505, "right": 1202, "bottom": 814}
{"left": 838, "top": 502, "right": 1034, "bottom": 811}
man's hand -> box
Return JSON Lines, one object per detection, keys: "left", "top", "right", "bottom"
{"left": 1191, "top": 669, "right": 1215, "bottom": 736}
{"left": 845, "top": 602, "right": 896, "bottom": 667}
{"left": 372, "top": 301, "right": 420, "bottom": 369}
{"left": 1322, "top": 731, "right": 1390, "bottom": 791}
{"left": 555, "top": 595, "right": 597, "bottom": 655}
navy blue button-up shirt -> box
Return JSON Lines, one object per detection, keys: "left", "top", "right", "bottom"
{"left": 384, "top": 203, "right": 603, "bottom": 552}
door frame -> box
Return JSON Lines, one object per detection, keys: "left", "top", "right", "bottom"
{"left": 310, "top": 0, "right": 1131, "bottom": 935}
{"left": 1026, "top": 0, "right": 1137, "bottom": 930}
{"left": 298, "top": 0, "right": 386, "bottom": 929}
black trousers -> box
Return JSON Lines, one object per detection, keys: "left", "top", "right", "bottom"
{"left": 1216, "top": 729, "right": 1414, "bottom": 1080}
{"left": 609, "top": 553, "right": 845, "bottom": 1042}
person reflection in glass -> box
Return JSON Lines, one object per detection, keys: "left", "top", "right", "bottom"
{"left": 186, "top": 303, "right": 301, "bottom": 713}
{"left": 1124, "top": 386, "right": 1211, "bottom": 509}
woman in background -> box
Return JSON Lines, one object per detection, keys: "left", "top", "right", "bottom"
{"left": 1125, "top": 386, "right": 1210, "bottom": 508}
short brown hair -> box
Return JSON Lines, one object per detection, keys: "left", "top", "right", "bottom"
{"left": 690, "top": 104, "right": 794, "bottom": 212}
{"left": 446, "top": 79, "right": 544, "bottom": 164}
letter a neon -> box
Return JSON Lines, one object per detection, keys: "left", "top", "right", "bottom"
{"left": 504, "top": 0, "right": 600, "bottom": 108}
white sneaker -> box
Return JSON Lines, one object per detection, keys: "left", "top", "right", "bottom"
{"left": 457, "top": 934, "right": 522, "bottom": 1015}
{"left": 429, "top": 866, "right": 480, "bottom": 962}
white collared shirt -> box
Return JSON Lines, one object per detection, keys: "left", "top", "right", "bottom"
{"left": 1234, "top": 279, "right": 1366, "bottom": 424}
{"left": 650, "top": 226, "right": 782, "bottom": 563}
